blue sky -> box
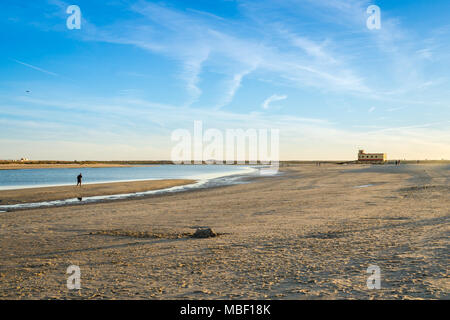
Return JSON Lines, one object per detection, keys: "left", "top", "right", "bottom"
{"left": 1, "top": 0, "right": 449, "bottom": 160}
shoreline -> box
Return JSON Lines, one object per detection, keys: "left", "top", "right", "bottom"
{"left": 0, "top": 176, "right": 193, "bottom": 191}
{"left": 0, "top": 163, "right": 444, "bottom": 211}
{"left": 0, "top": 179, "right": 195, "bottom": 207}
{"left": 0, "top": 166, "right": 263, "bottom": 210}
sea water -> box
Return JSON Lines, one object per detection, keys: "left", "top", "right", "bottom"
{"left": 0, "top": 165, "right": 261, "bottom": 211}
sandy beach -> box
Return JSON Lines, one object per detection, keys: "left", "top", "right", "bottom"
{"left": 0, "top": 179, "right": 195, "bottom": 206}
{"left": 0, "top": 163, "right": 448, "bottom": 299}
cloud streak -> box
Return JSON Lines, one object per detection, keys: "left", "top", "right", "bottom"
{"left": 11, "top": 59, "right": 59, "bottom": 76}
{"left": 262, "top": 94, "right": 287, "bottom": 110}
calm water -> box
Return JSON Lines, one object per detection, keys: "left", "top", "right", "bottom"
{"left": 0, "top": 165, "right": 257, "bottom": 190}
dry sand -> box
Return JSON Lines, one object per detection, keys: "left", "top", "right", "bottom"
{"left": 0, "top": 164, "right": 448, "bottom": 299}
{"left": 0, "top": 180, "right": 195, "bottom": 205}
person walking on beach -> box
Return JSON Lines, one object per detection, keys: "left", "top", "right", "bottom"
{"left": 77, "top": 173, "right": 82, "bottom": 187}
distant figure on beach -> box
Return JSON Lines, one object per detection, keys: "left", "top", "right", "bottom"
{"left": 77, "top": 173, "right": 82, "bottom": 187}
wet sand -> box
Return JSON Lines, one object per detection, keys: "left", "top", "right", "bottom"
{"left": 0, "top": 164, "right": 448, "bottom": 299}
{"left": 0, "top": 180, "right": 195, "bottom": 205}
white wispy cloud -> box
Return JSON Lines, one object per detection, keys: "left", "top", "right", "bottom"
{"left": 215, "top": 66, "right": 258, "bottom": 110}
{"left": 416, "top": 48, "right": 433, "bottom": 60}
{"left": 180, "top": 48, "right": 210, "bottom": 106}
{"left": 277, "top": 27, "right": 337, "bottom": 64}
{"left": 11, "top": 59, "right": 59, "bottom": 76}
{"left": 262, "top": 94, "right": 287, "bottom": 110}
{"left": 186, "top": 8, "right": 226, "bottom": 21}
